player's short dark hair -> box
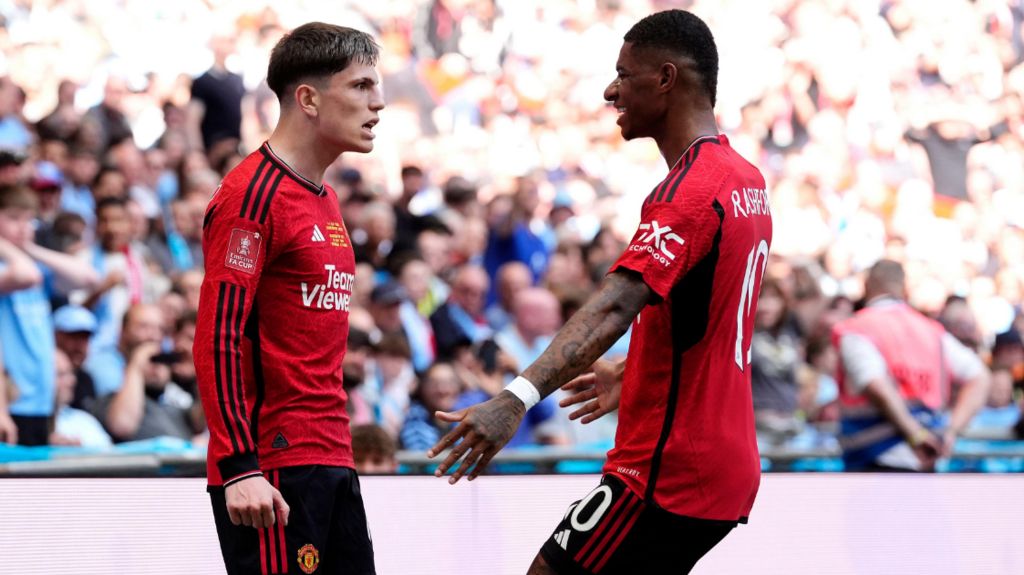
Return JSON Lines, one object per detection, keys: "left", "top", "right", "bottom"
{"left": 0, "top": 184, "right": 38, "bottom": 212}
{"left": 623, "top": 9, "right": 719, "bottom": 107}
{"left": 267, "top": 22, "right": 380, "bottom": 103}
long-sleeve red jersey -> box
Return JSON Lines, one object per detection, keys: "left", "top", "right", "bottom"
{"left": 195, "top": 143, "right": 356, "bottom": 486}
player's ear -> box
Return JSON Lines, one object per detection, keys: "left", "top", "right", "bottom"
{"left": 295, "top": 83, "right": 320, "bottom": 118}
{"left": 658, "top": 62, "right": 677, "bottom": 94}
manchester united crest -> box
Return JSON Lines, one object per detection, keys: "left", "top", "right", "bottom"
{"left": 297, "top": 543, "right": 320, "bottom": 574}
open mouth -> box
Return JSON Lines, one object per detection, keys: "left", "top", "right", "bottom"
{"left": 362, "top": 119, "right": 378, "bottom": 130}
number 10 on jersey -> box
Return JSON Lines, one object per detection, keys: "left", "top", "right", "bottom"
{"left": 735, "top": 240, "right": 769, "bottom": 371}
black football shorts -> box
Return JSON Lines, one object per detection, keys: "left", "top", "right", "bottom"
{"left": 539, "top": 474, "right": 734, "bottom": 575}
{"left": 209, "top": 465, "right": 375, "bottom": 575}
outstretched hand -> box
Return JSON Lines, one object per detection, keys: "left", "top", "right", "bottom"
{"left": 559, "top": 359, "right": 622, "bottom": 424}
{"left": 426, "top": 392, "right": 526, "bottom": 484}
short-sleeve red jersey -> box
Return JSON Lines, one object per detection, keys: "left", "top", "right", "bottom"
{"left": 195, "top": 143, "right": 357, "bottom": 486}
{"left": 605, "top": 134, "right": 772, "bottom": 522}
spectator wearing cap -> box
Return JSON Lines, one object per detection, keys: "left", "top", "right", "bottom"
{"left": 370, "top": 280, "right": 434, "bottom": 374}
{"left": 0, "top": 147, "right": 26, "bottom": 187}
{"left": 0, "top": 185, "right": 99, "bottom": 445}
{"left": 29, "top": 161, "right": 64, "bottom": 246}
{"left": 336, "top": 168, "right": 373, "bottom": 227}
{"left": 430, "top": 264, "right": 492, "bottom": 360}
{"left": 50, "top": 348, "right": 112, "bottom": 448}
{"left": 54, "top": 305, "right": 99, "bottom": 409}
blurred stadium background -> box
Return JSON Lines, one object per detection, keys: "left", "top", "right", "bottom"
{"left": 0, "top": 0, "right": 1022, "bottom": 573}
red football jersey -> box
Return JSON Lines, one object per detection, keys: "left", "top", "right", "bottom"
{"left": 195, "top": 143, "right": 357, "bottom": 486}
{"left": 604, "top": 134, "right": 772, "bottom": 522}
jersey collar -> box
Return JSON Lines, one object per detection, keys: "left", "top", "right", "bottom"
{"left": 260, "top": 142, "right": 327, "bottom": 197}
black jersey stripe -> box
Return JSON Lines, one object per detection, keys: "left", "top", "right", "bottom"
{"left": 658, "top": 148, "right": 696, "bottom": 203}
{"left": 645, "top": 199, "right": 726, "bottom": 502}
{"left": 653, "top": 158, "right": 689, "bottom": 204}
{"left": 664, "top": 137, "right": 721, "bottom": 203}
{"left": 229, "top": 284, "right": 254, "bottom": 452}
{"left": 644, "top": 178, "right": 669, "bottom": 207}
{"left": 203, "top": 202, "right": 217, "bottom": 230}
{"left": 221, "top": 284, "right": 253, "bottom": 452}
{"left": 245, "top": 303, "right": 265, "bottom": 447}
{"left": 240, "top": 158, "right": 271, "bottom": 218}
{"left": 214, "top": 283, "right": 241, "bottom": 454}
{"left": 257, "top": 171, "right": 285, "bottom": 225}
{"left": 221, "top": 284, "right": 246, "bottom": 451}
{"left": 247, "top": 165, "right": 278, "bottom": 222}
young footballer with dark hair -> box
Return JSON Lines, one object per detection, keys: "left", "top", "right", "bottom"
{"left": 194, "top": 22, "right": 384, "bottom": 575}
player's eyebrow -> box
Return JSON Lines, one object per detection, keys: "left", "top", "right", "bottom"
{"left": 352, "top": 76, "right": 378, "bottom": 86}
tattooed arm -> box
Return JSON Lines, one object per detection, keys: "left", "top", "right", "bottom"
{"left": 520, "top": 271, "right": 650, "bottom": 397}
{"left": 428, "top": 270, "right": 652, "bottom": 483}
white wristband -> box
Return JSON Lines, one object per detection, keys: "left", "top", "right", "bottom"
{"left": 504, "top": 376, "right": 540, "bottom": 410}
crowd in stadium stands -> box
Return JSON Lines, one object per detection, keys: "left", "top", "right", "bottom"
{"left": 0, "top": 0, "right": 1022, "bottom": 461}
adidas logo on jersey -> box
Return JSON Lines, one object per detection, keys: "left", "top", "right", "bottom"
{"left": 272, "top": 432, "right": 289, "bottom": 448}
{"left": 553, "top": 529, "right": 571, "bottom": 550}
{"left": 311, "top": 224, "right": 326, "bottom": 242}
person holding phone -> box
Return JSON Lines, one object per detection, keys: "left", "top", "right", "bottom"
{"left": 94, "top": 303, "right": 203, "bottom": 442}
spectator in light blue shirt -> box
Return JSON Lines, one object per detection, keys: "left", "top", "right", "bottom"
{"left": 0, "top": 185, "right": 98, "bottom": 445}
{"left": 60, "top": 147, "right": 100, "bottom": 229}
